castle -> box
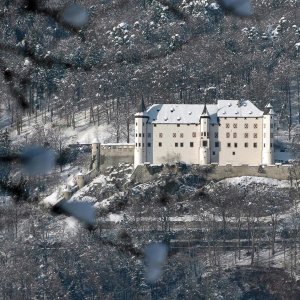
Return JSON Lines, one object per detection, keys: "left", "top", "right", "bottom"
{"left": 134, "top": 99, "right": 275, "bottom": 168}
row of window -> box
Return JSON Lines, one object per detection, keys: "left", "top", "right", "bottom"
{"left": 225, "top": 132, "right": 259, "bottom": 138}
{"left": 226, "top": 123, "right": 258, "bottom": 129}
{"left": 226, "top": 142, "right": 258, "bottom": 148}
{"left": 136, "top": 143, "right": 152, "bottom": 147}
{"left": 136, "top": 142, "right": 273, "bottom": 149}
{"left": 137, "top": 132, "right": 273, "bottom": 139}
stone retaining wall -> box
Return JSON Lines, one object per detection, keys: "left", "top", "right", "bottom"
{"left": 131, "top": 163, "right": 298, "bottom": 184}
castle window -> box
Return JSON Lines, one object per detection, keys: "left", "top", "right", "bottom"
{"left": 177, "top": 124, "right": 180, "bottom": 127}
{"left": 175, "top": 143, "right": 178, "bottom": 147}
{"left": 139, "top": 143, "right": 141, "bottom": 147}
{"left": 233, "top": 123, "right": 237, "bottom": 128}
{"left": 180, "top": 143, "right": 184, "bottom": 147}
{"left": 214, "top": 132, "right": 218, "bottom": 138}
{"left": 154, "top": 124, "right": 157, "bottom": 127}
{"left": 201, "top": 132, "right": 203, "bottom": 137}
{"left": 139, "top": 133, "right": 141, "bottom": 137}
{"left": 215, "top": 142, "right": 219, "bottom": 147}
{"left": 190, "top": 142, "right": 194, "bottom": 147}
{"left": 148, "top": 133, "right": 151, "bottom": 138}
{"left": 207, "top": 132, "right": 209, "bottom": 138}
{"left": 173, "top": 133, "right": 176, "bottom": 138}
{"left": 227, "top": 143, "right": 231, "bottom": 148}
{"left": 234, "top": 143, "right": 238, "bottom": 148}
{"left": 271, "top": 143, "right": 273, "bottom": 148}
{"left": 245, "top": 142, "right": 248, "bottom": 148}
{"left": 226, "top": 132, "right": 230, "bottom": 138}
{"left": 143, "top": 122, "right": 145, "bottom": 126}
{"left": 244, "top": 124, "right": 248, "bottom": 129}
{"left": 254, "top": 133, "right": 257, "bottom": 138}
{"left": 264, "top": 143, "right": 266, "bottom": 148}
{"left": 180, "top": 133, "right": 184, "bottom": 138}
{"left": 254, "top": 124, "right": 258, "bottom": 129}
{"left": 192, "top": 132, "right": 196, "bottom": 138}
{"left": 203, "top": 141, "right": 207, "bottom": 147}
{"left": 233, "top": 133, "right": 237, "bottom": 138}
{"left": 148, "top": 143, "right": 151, "bottom": 147}
{"left": 270, "top": 133, "right": 273, "bottom": 138}
{"left": 226, "top": 123, "right": 230, "bottom": 128}
{"left": 264, "top": 124, "right": 266, "bottom": 128}
{"left": 253, "top": 143, "right": 257, "bottom": 148}
{"left": 136, "top": 123, "right": 137, "bottom": 126}
{"left": 244, "top": 133, "right": 248, "bottom": 138}
{"left": 212, "top": 151, "right": 216, "bottom": 155}
{"left": 264, "top": 133, "right": 266, "bottom": 138}
{"left": 136, "top": 143, "right": 137, "bottom": 147}
{"left": 204, "top": 132, "right": 206, "bottom": 137}
{"left": 159, "top": 133, "right": 163, "bottom": 138}
{"left": 142, "top": 143, "right": 144, "bottom": 147}
{"left": 159, "top": 142, "right": 162, "bottom": 147}
{"left": 232, "top": 152, "right": 236, "bottom": 155}
{"left": 143, "top": 133, "right": 144, "bottom": 137}
{"left": 271, "top": 124, "right": 274, "bottom": 128}
{"left": 136, "top": 134, "right": 137, "bottom": 137}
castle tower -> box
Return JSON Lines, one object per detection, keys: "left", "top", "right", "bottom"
{"left": 199, "top": 104, "right": 211, "bottom": 165}
{"left": 91, "top": 141, "right": 101, "bottom": 171}
{"left": 134, "top": 97, "right": 149, "bottom": 168}
{"left": 62, "top": 185, "right": 72, "bottom": 200}
{"left": 262, "top": 103, "right": 275, "bottom": 165}
{"left": 76, "top": 171, "right": 85, "bottom": 188}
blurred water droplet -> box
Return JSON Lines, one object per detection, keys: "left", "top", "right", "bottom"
{"left": 218, "top": 0, "right": 253, "bottom": 16}
{"left": 60, "top": 201, "right": 95, "bottom": 228}
{"left": 62, "top": 4, "right": 89, "bottom": 28}
{"left": 144, "top": 243, "right": 168, "bottom": 283}
{"left": 22, "top": 146, "right": 56, "bottom": 175}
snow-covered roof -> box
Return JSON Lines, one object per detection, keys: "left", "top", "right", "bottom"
{"left": 217, "top": 100, "right": 263, "bottom": 118}
{"left": 143, "top": 100, "right": 263, "bottom": 124}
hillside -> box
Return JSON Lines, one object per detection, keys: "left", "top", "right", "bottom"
{"left": 1, "top": 0, "right": 300, "bottom": 142}
{"left": 1, "top": 162, "right": 300, "bottom": 298}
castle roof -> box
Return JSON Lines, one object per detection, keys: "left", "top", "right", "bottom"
{"left": 143, "top": 100, "right": 263, "bottom": 124}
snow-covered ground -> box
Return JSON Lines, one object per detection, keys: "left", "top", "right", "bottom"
{"left": 220, "top": 176, "right": 292, "bottom": 188}
{"left": 7, "top": 110, "right": 114, "bottom": 145}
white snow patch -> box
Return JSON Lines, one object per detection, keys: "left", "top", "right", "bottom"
{"left": 107, "top": 213, "right": 124, "bottom": 223}
{"left": 220, "top": 176, "right": 291, "bottom": 188}
{"left": 64, "top": 217, "right": 79, "bottom": 234}
{"left": 42, "top": 191, "right": 60, "bottom": 206}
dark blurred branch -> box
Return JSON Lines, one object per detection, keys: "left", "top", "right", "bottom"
{"left": 0, "top": 58, "right": 29, "bottom": 109}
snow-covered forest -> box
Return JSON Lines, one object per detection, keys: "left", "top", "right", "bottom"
{"left": 1, "top": 0, "right": 300, "bottom": 299}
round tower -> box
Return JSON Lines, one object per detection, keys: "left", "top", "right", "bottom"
{"left": 62, "top": 185, "right": 72, "bottom": 200}
{"left": 134, "top": 98, "right": 149, "bottom": 168}
{"left": 262, "top": 103, "right": 275, "bottom": 165}
{"left": 199, "top": 104, "right": 211, "bottom": 165}
{"left": 76, "top": 171, "right": 85, "bottom": 188}
{"left": 91, "top": 141, "right": 101, "bottom": 171}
